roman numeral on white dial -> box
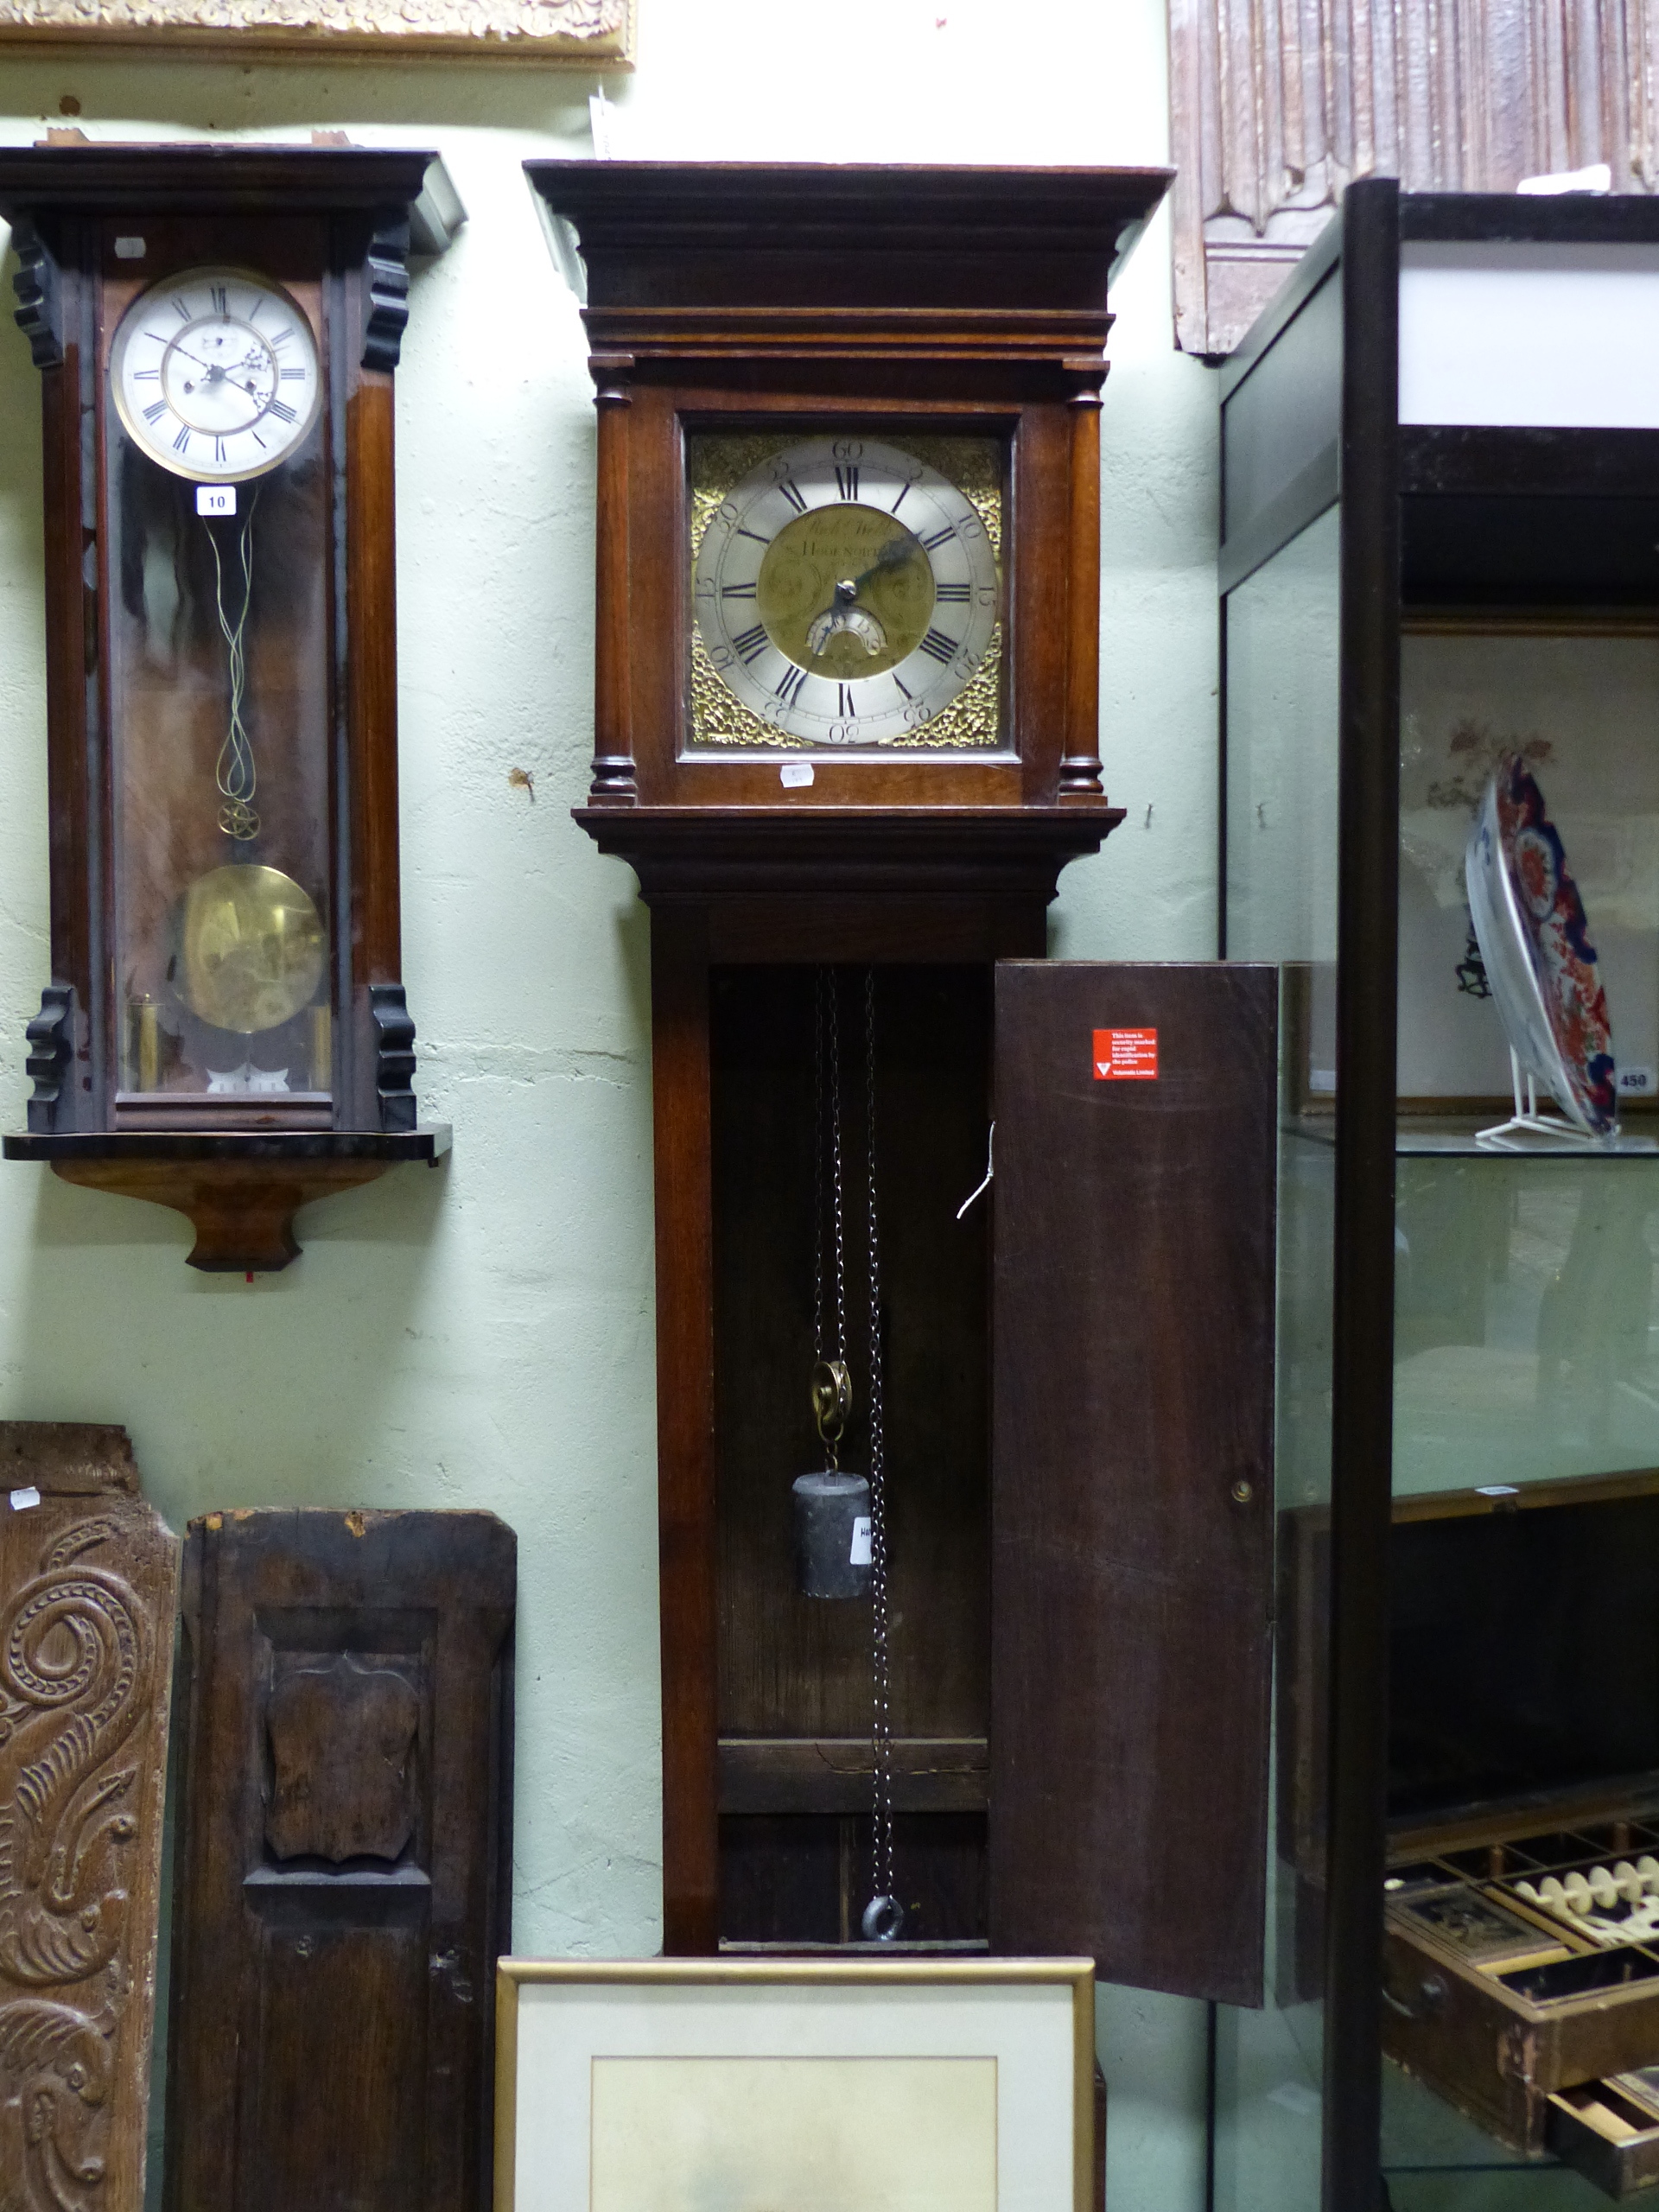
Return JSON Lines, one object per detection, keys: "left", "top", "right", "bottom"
{"left": 693, "top": 435, "right": 1000, "bottom": 748}
{"left": 111, "top": 264, "right": 321, "bottom": 483}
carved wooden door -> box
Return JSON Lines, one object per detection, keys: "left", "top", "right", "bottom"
{"left": 164, "top": 1509, "right": 515, "bottom": 2212}
{"left": 0, "top": 1422, "right": 178, "bottom": 2212}
{"left": 988, "top": 962, "right": 1278, "bottom": 2002}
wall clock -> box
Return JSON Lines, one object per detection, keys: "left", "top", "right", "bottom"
{"left": 0, "top": 143, "right": 462, "bottom": 1269}
{"left": 512, "top": 169, "right": 1313, "bottom": 2018}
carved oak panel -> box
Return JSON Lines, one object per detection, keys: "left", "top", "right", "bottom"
{"left": 163, "top": 1510, "right": 515, "bottom": 2212}
{"left": 0, "top": 1421, "right": 179, "bottom": 2212}
{"left": 0, "top": 0, "right": 633, "bottom": 63}
{"left": 1172, "top": 0, "right": 1659, "bottom": 353}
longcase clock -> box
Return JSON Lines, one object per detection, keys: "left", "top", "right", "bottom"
{"left": 0, "top": 143, "right": 460, "bottom": 1269}
{"left": 524, "top": 163, "right": 1284, "bottom": 2019}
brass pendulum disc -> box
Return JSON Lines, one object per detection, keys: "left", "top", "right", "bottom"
{"left": 170, "top": 863, "right": 326, "bottom": 1036}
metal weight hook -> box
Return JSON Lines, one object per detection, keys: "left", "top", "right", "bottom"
{"left": 810, "top": 1357, "right": 852, "bottom": 1469}
{"left": 861, "top": 1895, "right": 906, "bottom": 1943}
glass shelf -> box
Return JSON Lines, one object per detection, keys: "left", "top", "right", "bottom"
{"left": 1286, "top": 1116, "right": 1659, "bottom": 1157}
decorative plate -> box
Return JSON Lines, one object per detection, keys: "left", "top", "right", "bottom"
{"left": 1465, "top": 756, "right": 1617, "bottom": 1135}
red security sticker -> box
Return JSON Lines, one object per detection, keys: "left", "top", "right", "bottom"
{"left": 1094, "top": 1028, "right": 1158, "bottom": 1080}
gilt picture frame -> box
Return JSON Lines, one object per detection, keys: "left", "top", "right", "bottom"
{"left": 494, "top": 1957, "right": 1096, "bottom": 2212}
{"left": 0, "top": 0, "right": 632, "bottom": 65}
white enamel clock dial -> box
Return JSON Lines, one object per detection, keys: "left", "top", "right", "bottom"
{"left": 694, "top": 435, "right": 1000, "bottom": 747}
{"left": 111, "top": 266, "right": 321, "bottom": 483}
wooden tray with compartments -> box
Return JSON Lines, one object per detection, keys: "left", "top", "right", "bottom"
{"left": 1287, "top": 1466, "right": 1659, "bottom": 2196}
{"left": 1382, "top": 1804, "right": 1659, "bottom": 2163}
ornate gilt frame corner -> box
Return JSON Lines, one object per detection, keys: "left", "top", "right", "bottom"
{"left": 0, "top": 0, "right": 634, "bottom": 65}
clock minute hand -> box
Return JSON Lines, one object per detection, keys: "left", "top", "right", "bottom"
{"left": 809, "top": 534, "right": 918, "bottom": 634}
{"left": 849, "top": 532, "right": 918, "bottom": 597}
{"left": 169, "top": 342, "right": 228, "bottom": 381}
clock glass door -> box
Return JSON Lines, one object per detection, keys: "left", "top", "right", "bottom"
{"left": 686, "top": 431, "right": 1009, "bottom": 757}
{"left": 103, "top": 260, "right": 334, "bottom": 1124}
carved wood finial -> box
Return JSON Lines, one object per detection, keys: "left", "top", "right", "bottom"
{"left": 9, "top": 219, "right": 64, "bottom": 371}
{"left": 361, "top": 213, "right": 411, "bottom": 372}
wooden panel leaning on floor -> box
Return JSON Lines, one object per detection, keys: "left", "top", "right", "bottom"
{"left": 164, "top": 1508, "right": 515, "bottom": 2212}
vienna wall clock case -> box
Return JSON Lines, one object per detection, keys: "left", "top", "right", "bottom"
{"left": 0, "top": 144, "right": 461, "bottom": 1270}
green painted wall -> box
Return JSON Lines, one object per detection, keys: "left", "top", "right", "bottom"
{"left": 0, "top": 8, "right": 1223, "bottom": 2202}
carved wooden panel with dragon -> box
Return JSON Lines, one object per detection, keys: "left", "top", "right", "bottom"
{"left": 0, "top": 1421, "right": 179, "bottom": 2212}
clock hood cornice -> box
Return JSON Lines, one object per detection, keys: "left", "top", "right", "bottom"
{"left": 527, "top": 161, "right": 1171, "bottom": 378}
{"left": 0, "top": 143, "right": 451, "bottom": 223}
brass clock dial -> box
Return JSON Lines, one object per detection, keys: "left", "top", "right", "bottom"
{"left": 111, "top": 265, "right": 321, "bottom": 483}
{"left": 694, "top": 436, "right": 1000, "bottom": 747}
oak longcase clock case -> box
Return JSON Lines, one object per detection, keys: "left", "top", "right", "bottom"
{"left": 527, "top": 164, "right": 1284, "bottom": 2025}
{"left": 0, "top": 143, "right": 458, "bottom": 1269}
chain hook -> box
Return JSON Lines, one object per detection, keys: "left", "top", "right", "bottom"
{"left": 861, "top": 1895, "right": 906, "bottom": 1943}
{"left": 810, "top": 1357, "right": 852, "bottom": 1470}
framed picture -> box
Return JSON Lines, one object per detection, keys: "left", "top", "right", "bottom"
{"left": 495, "top": 1956, "right": 1096, "bottom": 2212}
{"left": 0, "top": 0, "right": 633, "bottom": 65}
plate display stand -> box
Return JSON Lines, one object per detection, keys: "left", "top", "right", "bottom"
{"left": 1477, "top": 1049, "right": 1616, "bottom": 1151}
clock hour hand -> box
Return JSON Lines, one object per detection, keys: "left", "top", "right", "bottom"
{"left": 804, "top": 534, "right": 913, "bottom": 657}
{"left": 169, "top": 342, "right": 229, "bottom": 382}
{"left": 806, "top": 578, "right": 888, "bottom": 659}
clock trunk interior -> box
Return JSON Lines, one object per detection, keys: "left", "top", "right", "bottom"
{"left": 713, "top": 961, "right": 992, "bottom": 1947}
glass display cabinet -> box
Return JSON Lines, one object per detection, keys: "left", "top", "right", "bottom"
{"left": 1220, "top": 181, "right": 1659, "bottom": 2209}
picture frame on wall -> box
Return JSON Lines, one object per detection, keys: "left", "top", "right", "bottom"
{"left": 0, "top": 0, "right": 632, "bottom": 64}
{"left": 494, "top": 1956, "right": 1096, "bottom": 2212}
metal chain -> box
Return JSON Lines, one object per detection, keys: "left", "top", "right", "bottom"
{"left": 206, "top": 489, "right": 261, "bottom": 842}
{"left": 863, "top": 966, "right": 899, "bottom": 1940}
{"left": 811, "top": 972, "right": 851, "bottom": 1471}
{"left": 814, "top": 969, "right": 827, "bottom": 1359}
{"left": 829, "top": 976, "right": 846, "bottom": 1365}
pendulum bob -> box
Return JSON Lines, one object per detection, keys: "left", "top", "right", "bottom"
{"left": 170, "top": 862, "right": 327, "bottom": 1037}
{"left": 792, "top": 1470, "right": 873, "bottom": 1599}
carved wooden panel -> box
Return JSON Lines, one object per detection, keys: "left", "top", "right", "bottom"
{"left": 1172, "top": 0, "right": 1659, "bottom": 353}
{"left": 0, "top": 0, "right": 633, "bottom": 64}
{"left": 163, "top": 1510, "right": 515, "bottom": 2212}
{"left": 0, "top": 1421, "right": 178, "bottom": 2212}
